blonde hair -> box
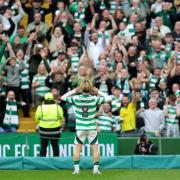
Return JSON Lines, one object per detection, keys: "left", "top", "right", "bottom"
{"left": 79, "top": 79, "right": 93, "bottom": 93}
{"left": 37, "top": 64, "right": 48, "bottom": 75}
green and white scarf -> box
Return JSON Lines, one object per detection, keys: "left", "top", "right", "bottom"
{"left": 3, "top": 99, "right": 19, "bottom": 127}
{"left": 98, "top": 30, "right": 110, "bottom": 44}
{"left": 116, "top": 77, "right": 130, "bottom": 94}
{"left": 71, "top": 54, "right": 79, "bottom": 73}
{"left": 100, "top": 0, "right": 106, "bottom": 10}
{"left": 149, "top": 74, "right": 158, "bottom": 90}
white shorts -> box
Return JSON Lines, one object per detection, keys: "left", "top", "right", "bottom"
{"left": 74, "top": 130, "right": 98, "bottom": 145}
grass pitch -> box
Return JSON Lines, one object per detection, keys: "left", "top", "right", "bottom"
{"left": 0, "top": 169, "right": 179, "bottom": 180}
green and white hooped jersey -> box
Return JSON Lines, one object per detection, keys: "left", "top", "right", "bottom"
{"left": 96, "top": 113, "right": 116, "bottom": 132}
{"left": 74, "top": 9, "right": 86, "bottom": 27}
{"left": 165, "top": 105, "right": 178, "bottom": 125}
{"left": 32, "top": 74, "right": 50, "bottom": 97}
{"left": 16, "top": 56, "right": 30, "bottom": 89}
{"left": 66, "top": 94, "right": 105, "bottom": 131}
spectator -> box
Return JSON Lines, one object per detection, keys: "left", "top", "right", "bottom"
{"left": 2, "top": 56, "right": 25, "bottom": 102}
{"left": 164, "top": 95, "right": 180, "bottom": 137}
{"left": 84, "top": 24, "right": 105, "bottom": 68}
{"left": 120, "top": 90, "right": 137, "bottom": 137}
{"left": 9, "top": 25, "right": 27, "bottom": 47}
{"left": 116, "top": 68, "right": 130, "bottom": 94}
{"left": 27, "top": 12, "right": 48, "bottom": 44}
{"left": 111, "top": 86, "right": 123, "bottom": 116}
{"left": 22, "top": 0, "right": 53, "bottom": 24}
{"left": 137, "top": 98, "right": 165, "bottom": 137}
{"left": 29, "top": 45, "right": 50, "bottom": 84}
{"left": 154, "top": 1, "right": 176, "bottom": 30}
{"left": 72, "top": 1, "right": 87, "bottom": 29}
{"left": 48, "top": 26, "right": 65, "bottom": 53}
{"left": 96, "top": 102, "right": 116, "bottom": 132}
{"left": 0, "top": 90, "right": 25, "bottom": 133}
{"left": 50, "top": 51, "right": 68, "bottom": 74}
{"left": 134, "top": 134, "right": 158, "bottom": 155}
{"left": 148, "top": 39, "right": 170, "bottom": 69}
{"left": 126, "top": 0, "right": 147, "bottom": 20}
{"left": 94, "top": 65, "right": 114, "bottom": 95}
{"left": 153, "top": 16, "right": 171, "bottom": 37}
{"left": 53, "top": 11, "right": 74, "bottom": 43}
{"left": 113, "top": 9, "right": 125, "bottom": 26}
{"left": 172, "top": 21, "right": 180, "bottom": 41}
{"left": 32, "top": 63, "right": 50, "bottom": 106}
{"left": 0, "top": 0, "right": 24, "bottom": 37}
{"left": 149, "top": 88, "right": 164, "bottom": 110}
{"left": 45, "top": 72, "right": 69, "bottom": 96}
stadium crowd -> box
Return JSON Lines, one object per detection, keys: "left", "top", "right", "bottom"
{"left": 0, "top": 0, "right": 180, "bottom": 137}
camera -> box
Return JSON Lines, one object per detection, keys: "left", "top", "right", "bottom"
{"left": 135, "top": 135, "right": 158, "bottom": 155}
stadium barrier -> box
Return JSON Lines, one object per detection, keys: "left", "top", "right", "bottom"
{"left": 1, "top": 133, "right": 180, "bottom": 157}
{"left": 0, "top": 132, "right": 118, "bottom": 157}
{"left": 1, "top": 156, "right": 180, "bottom": 169}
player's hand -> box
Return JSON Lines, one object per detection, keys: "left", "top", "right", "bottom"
{"left": 92, "top": 87, "right": 98, "bottom": 95}
{"left": 75, "top": 87, "right": 81, "bottom": 94}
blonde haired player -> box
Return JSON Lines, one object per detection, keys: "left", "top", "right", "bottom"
{"left": 61, "top": 79, "right": 111, "bottom": 174}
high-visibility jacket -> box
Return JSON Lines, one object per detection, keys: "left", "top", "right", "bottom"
{"left": 35, "top": 103, "right": 64, "bottom": 128}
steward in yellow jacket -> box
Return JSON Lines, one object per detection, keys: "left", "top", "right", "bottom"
{"left": 35, "top": 92, "right": 64, "bottom": 156}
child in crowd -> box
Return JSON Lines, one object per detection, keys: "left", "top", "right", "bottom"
{"left": 96, "top": 102, "right": 116, "bottom": 132}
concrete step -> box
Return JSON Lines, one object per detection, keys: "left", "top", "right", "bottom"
{"left": 18, "top": 107, "right": 37, "bottom": 132}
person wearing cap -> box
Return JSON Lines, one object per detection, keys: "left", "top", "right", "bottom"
{"left": 35, "top": 92, "right": 64, "bottom": 156}
{"left": 49, "top": 51, "right": 68, "bottom": 74}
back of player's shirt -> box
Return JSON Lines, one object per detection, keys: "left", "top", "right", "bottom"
{"left": 66, "top": 94, "right": 105, "bottom": 130}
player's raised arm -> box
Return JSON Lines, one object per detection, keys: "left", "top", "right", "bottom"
{"left": 61, "top": 87, "right": 80, "bottom": 101}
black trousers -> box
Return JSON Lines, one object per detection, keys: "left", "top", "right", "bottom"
{"left": 40, "top": 138, "right": 59, "bottom": 156}
{"left": 39, "top": 127, "right": 61, "bottom": 157}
